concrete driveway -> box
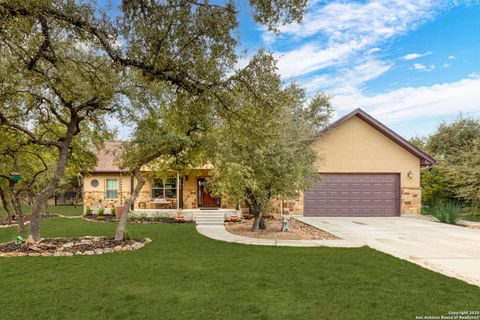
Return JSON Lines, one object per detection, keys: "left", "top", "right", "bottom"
{"left": 296, "top": 216, "right": 480, "bottom": 287}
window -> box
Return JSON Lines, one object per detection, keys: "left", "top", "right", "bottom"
{"left": 106, "top": 179, "right": 118, "bottom": 199}
{"left": 152, "top": 178, "right": 177, "bottom": 199}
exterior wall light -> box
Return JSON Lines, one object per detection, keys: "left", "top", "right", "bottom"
{"left": 407, "top": 170, "right": 413, "bottom": 179}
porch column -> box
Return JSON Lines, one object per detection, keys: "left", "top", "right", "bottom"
{"left": 130, "top": 175, "right": 135, "bottom": 210}
{"left": 176, "top": 172, "right": 180, "bottom": 211}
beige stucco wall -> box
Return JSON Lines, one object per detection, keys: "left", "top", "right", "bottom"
{"left": 275, "top": 116, "right": 422, "bottom": 215}
{"left": 311, "top": 116, "right": 420, "bottom": 188}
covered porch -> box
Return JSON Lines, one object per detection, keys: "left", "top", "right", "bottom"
{"left": 133, "top": 169, "right": 234, "bottom": 211}
{"left": 131, "top": 208, "right": 241, "bottom": 221}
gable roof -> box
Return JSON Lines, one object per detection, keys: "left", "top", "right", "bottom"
{"left": 322, "top": 108, "right": 436, "bottom": 166}
{"left": 90, "top": 141, "right": 127, "bottom": 173}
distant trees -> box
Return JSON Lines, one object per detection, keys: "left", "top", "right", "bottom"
{"left": 411, "top": 115, "right": 480, "bottom": 208}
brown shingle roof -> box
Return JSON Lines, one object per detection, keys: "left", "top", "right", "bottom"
{"left": 91, "top": 141, "right": 127, "bottom": 173}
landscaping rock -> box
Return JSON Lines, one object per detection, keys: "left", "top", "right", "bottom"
{"left": 1, "top": 236, "right": 149, "bottom": 257}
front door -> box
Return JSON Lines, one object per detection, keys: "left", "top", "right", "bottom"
{"left": 197, "top": 178, "right": 220, "bottom": 208}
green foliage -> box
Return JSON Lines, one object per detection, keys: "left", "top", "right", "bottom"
{"left": 411, "top": 115, "right": 480, "bottom": 208}
{"left": 123, "top": 230, "right": 133, "bottom": 240}
{"left": 0, "top": 0, "right": 308, "bottom": 239}
{"left": 208, "top": 59, "right": 333, "bottom": 214}
{"left": 420, "top": 166, "right": 458, "bottom": 207}
{"left": 461, "top": 207, "right": 480, "bottom": 222}
{"left": 97, "top": 208, "right": 105, "bottom": 216}
{"left": 443, "top": 138, "right": 480, "bottom": 207}
{"left": 432, "top": 202, "right": 463, "bottom": 224}
{"left": 85, "top": 207, "right": 93, "bottom": 216}
{"left": 110, "top": 207, "right": 115, "bottom": 215}
{"left": 427, "top": 115, "right": 480, "bottom": 161}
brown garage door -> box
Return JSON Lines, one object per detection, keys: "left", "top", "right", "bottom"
{"left": 304, "top": 173, "right": 400, "bottom": 217}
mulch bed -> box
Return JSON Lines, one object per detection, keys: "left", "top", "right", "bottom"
{"left": 0, "top": 236, "right": 151, "bottom": 257}
{"left": 225, "top": 218, "right": 339, "bottom": 240}
{"left": 83, "top": 215, "right": 194, "bottom": 224}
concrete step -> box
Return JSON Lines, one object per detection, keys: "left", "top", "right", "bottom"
{"left": 195, "top": 212, "right": 225, "bottom": 225}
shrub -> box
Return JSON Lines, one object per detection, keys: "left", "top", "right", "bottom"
{"left": 98, "top": 208, "right": 105, "bottom": 216}
{"left": 432, "top": 202, "right": 462, "bottom": 224}
{"left": 123, "top": 230, "right": 133, "bottom": 240}
{"left": 110, "top": 207, "right": 115, "bottom": 215}
{"left": 85, "top": 207, "right": 93, "bottom": 215}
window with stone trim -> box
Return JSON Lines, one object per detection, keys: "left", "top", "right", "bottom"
{"left": 152, "top": 178, "right": 177, "bottom": 199}
{"left": 106, "top": 179, "right": 118, "bottom": 199}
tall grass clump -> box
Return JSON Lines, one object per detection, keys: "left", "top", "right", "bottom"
{"left": 432, "top": 202, "right": 463, "bottom": 224}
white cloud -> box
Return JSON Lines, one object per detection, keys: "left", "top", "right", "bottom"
{"left": 302, "top": 58, "right": 392, "bottom": 95}
{"left": 331, "top": 74, "right": 480, "bottom": 128}
{"left": 448, "top": 55, "right": 456, "bottom": 60}
{"left": 400, "top": 51, "right": 432, "bottom": 60}
{"left": 412, "top": 63, "right": 435, "bottom": 71}
{"left": 413, "top": 63, "right": 426, "bottom": 70}
{"left": 266, "top": 1, "right": 453, "bottom": 79}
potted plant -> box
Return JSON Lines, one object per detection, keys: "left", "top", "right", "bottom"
{"left": 115, "top": 206, "right": 124, "bottom": 220}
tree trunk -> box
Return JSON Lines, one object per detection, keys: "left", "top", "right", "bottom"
{"left": 0, "top": 186, "right": 13, "bottom": 225}
{"left": 29, "top": 122, "right": 77, "bottom": 241}
{"left": 11, "top": 191, "right": 24, "bottom": 232}
{"left": 115, "top": 171, "right": 145, "bottom": 240}
{"left": 249, "top": 203, "right": 267, "bottom": 232}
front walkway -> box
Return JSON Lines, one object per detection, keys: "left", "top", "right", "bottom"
{"left": 196, "top": 225, "right": 361, "bottom": 247}
{"left": 297, "top": 216, "right": 480, "bottom": 287}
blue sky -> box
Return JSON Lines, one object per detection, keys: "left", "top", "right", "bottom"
{"left": 236, "top": 0, "right": 480, "bottom": 138}
{"left": 102, "top": 0, "right": 480, "bottom": 139}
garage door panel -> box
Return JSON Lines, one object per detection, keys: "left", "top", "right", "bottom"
{"left": 304, "top": 173, "right": 399, "bottom": 217}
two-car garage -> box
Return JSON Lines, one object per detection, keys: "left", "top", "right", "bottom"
{"left": 301, "top": 108, "right": 435, "bottom": 217}
{"left": 304, "top": 173, "right": 400, "bottom": 217}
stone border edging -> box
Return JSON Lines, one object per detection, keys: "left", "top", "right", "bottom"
{"left": 0, "top": 237, "right": 152, "bottom": 257}
{"left": 0, "top": 221, "right": 31, "bottom": 229}
{"left": 196, "top": 225, "right": 362, "bottom": 247}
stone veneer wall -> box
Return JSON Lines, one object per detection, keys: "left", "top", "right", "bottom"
{"left": 400, "top": 187, "right": 421, "bottom": 214}
{"left": 83, "top": 191, "right": 130, "bottom": 213}
{"left": 266, "top": 192, "right": 304, "bottom": 216}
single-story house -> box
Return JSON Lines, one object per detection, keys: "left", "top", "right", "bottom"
{"left": 82, "top": 108, "right": 435, "bottom": 217}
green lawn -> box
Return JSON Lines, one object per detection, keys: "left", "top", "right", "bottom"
{"left": 0, "top": 204, "right": 83, "bottom": 217}
{"left": 0, "top": 218, "right": 479, "bottom": 320}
